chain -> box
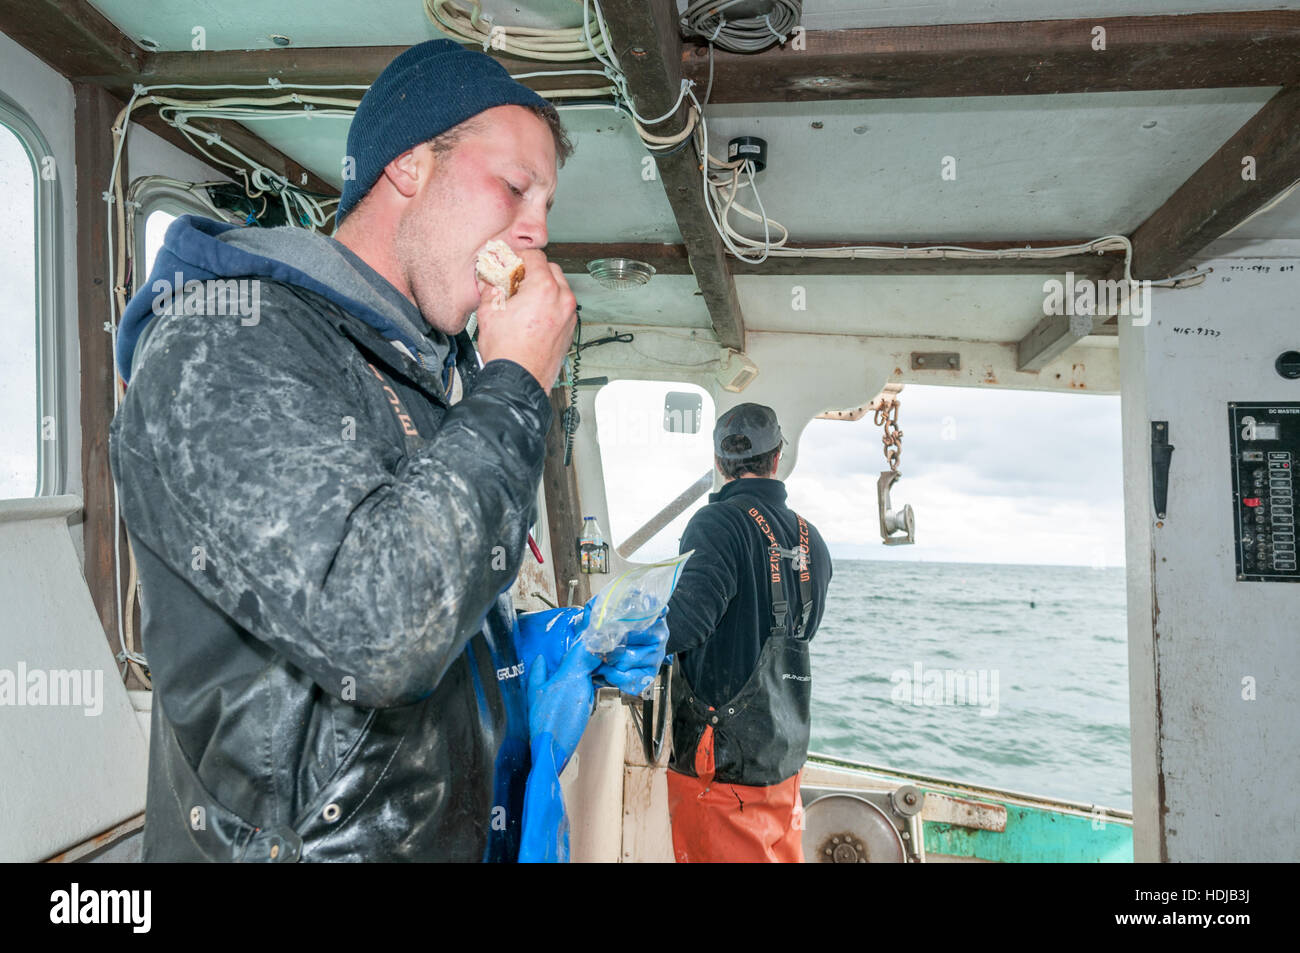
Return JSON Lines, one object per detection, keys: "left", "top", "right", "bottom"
{"left": 873, "top": 397, "right": 903, "bottom": 472}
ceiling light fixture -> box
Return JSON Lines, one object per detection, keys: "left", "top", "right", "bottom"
{"left": 586, "top": 258, "right": 656, "bottom": 291}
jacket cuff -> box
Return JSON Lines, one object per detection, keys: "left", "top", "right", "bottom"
{"left": 474, "top": 358, "right": 554, "bottom": 425}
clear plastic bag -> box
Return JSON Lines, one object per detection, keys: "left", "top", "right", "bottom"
{"left": 581, "top": 551, "right": 694, "bottom": 655}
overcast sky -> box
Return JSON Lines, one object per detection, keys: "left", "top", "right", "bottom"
{"left": 597, "top": 380, "right": 1127, "bottom": 568}
{"left": 0, "top": 123, "right": 36, "bottom": 499}
{"left": 785, "top": 384, "right": 1126, "bottom": 567}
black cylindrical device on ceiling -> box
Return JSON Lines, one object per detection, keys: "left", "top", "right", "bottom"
{"left": 728, "top": 136, "right": 768, "bottom": 174}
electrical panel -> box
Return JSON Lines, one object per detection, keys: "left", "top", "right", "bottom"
{"left": 1230, "top": 403, "right": 1300, "bottom": 582}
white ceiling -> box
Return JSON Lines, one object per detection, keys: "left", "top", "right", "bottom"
{"left": 251, "top": 87, "right": 1285, "bottom": 245}
{"left": 80, "top": 0, "right": 1300, "bottom": 343}
{"left": 532, "top": 272, "right": 1123, "bottom": 352}
{"left": 251, "top": 104, "right": 684, "bottom": 243}
{"left": 86, "top": 0, "right": 568, "bottom": 52}
{"left": 570, "top": 274, "right": 712, "bottom": 327}
{"left": 705, "top": 89, "right": 1279, "bottom": 241}
{"left": 738, "top": 273, "right": 1081, "bottom": 339}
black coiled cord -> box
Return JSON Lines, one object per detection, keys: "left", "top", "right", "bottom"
{"left": 563, "top": 308, "right": 581, "bottom": 467}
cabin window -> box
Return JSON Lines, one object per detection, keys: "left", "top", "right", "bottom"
{"left": 787, "top": 383, "right": 1131, "bottom": 809}
{"left": 130, "top": 177, "right": 231, "bottom": 284}
{"left": 594, "top": 379, "right": 716, "bottom": 562}
{"left": 142, "top": 209, "right": 176, "bottom": 278}
{"left": 0, "top": 96, "right": 61, "bottom": 499}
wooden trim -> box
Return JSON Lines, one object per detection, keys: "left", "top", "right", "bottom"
{"left": 44, "top": 812, "right": 145, "bottom": 862}
{"left": 0, "top": 0, "right": 143, "bottom": 81}
{"left": 542, "top": 389, "right": 590, "bottom": 608}
{"left": 548, "top": 239, "right": 1123, "bottom": 277}
{"left": 1131, "top": 86, "right": 1300, "bottom": 280}
{"left": 125, "top": 47, "right": 611, "bottom": 95}
{"left": 74, "top": 82, "right": 125, "bottom": 658}
{"left": 682, "top": 12, "right": 1300, "bottom": 103}
{"left": 548, "top": 242, "right": 692, "bottom": 275}
{"left": 1018, "top": 313, "right": 1107, "bottom": 371}
{"left": 25, "top": 7, "right": 1299, "bottom": 104}
{"left": 597, "top": 0, "right": 746, "bottom": 351}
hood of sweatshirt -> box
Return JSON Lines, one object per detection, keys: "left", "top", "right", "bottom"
{"left": 116, "top": 214, "right": 456, "bottom": 384}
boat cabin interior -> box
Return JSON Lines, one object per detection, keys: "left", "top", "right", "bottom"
{"left": 1, "top": 0, "right": 1297, "bottom": 863}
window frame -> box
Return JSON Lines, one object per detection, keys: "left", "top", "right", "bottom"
{"left": 0, "top": 92, "right": 66, "bottom": 498}
{"left": 592, "top": 377, "right": 717, "bottom": 563}
{"left": 129, "top": 176, "right": 237, "bottom": 293}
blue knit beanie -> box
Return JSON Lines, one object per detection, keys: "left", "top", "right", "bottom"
{"left": 337, "top": 39, "right": 551, "bottom": 222}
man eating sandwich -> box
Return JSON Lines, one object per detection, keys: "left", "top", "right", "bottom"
{"left": 108, "top": 38, "right": 652, "bottom": 862}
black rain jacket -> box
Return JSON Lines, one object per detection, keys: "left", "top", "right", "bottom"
{"left": 109, "top": 216, "right": 547, "bottom": 861}
{"left": 665, "top": 478, "right": 833, "bottom": 783}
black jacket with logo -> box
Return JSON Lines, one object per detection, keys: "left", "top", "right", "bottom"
{"left": 110, "top": 226, "right": 548, "bottom": 861}
{"left": 665, "top": 478, "right": 832, "bottom": 781}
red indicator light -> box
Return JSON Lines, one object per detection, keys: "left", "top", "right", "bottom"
{"left": 1244, "top": 498, "right": 1262, "bottom": 507}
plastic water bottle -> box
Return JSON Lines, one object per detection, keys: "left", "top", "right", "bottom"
{"left": 579, "top": 516, "right": 608, "bottom": 574}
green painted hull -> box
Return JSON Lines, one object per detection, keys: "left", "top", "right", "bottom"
{"left": 807, "top": 753, "right": 1134, "bottom": 863}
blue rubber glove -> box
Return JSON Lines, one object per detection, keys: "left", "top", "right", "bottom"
{"left": 594, "top": 608, "right": 670, "bottom": 697}
{"left": 517, "top": 605, "right": 586, "bottom": 678}
{"left": 525, "top": 636, "right": 601, "bottom": 776}
{"left": 519, "top": 728, "right": 568, "bottom": 863}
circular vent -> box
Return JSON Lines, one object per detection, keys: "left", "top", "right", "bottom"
{"left": 586, "top": 258, "right": 655, "bottom": 291}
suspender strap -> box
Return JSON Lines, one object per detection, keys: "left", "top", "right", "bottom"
{"left": 795, "top": 515, "right": 813, "bottom": 638}
{"left": 732, "top": 501, "right": 813, "bottom": 640}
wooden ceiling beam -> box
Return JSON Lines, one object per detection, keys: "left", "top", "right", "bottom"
{"left": 1018, "top": 313, "right": 1111, "bottom": 371}
{"left": 1131, "top": 86, "right": 1300, "bottom": 280}
{"left": 9, "top": 4, "right": 1300, "bottom": 103}
{"left": 544, "top": 0, "right": 745, "bottom": 351}
{"left": 0, "top": 0, "right": 144, "bottom": 81}
{"left": 0, "top": 0, "right": 339, "bottom": 196}
{"left": 684, "top": 11, "right": 1300, "bottom": 104}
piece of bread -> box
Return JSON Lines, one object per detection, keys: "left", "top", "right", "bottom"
{"left": 476, "top": 240, "right": 525, "bottom": 298}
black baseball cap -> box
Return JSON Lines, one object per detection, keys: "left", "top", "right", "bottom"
{"left": 714, "top": 403, "right": 784, "bottom": 461}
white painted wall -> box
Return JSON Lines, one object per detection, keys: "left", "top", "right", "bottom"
{"left": 0, "top": 26, "right": 230, "bottom": 557}
{"left": 0, "top": 497, "right": 148, "bottom": 862}
{"left": 1, "top": 28, "right": 231, "bottom": 859}
{"left": 1120, "top": 240, "right": 1300, "bottom": 861}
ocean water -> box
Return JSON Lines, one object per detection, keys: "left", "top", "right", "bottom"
{"left": 810, "top": 559, "right": 1132, "bottom": 810}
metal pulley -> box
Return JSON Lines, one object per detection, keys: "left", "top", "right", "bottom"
{"left": 801, "top": 786, "right": 927, "bottom": 863}
{"left": 802, "top": 793, "right": 907, "bottom": 863}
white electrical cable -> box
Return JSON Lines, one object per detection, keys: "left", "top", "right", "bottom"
{"left": 680, "top": 0, "right": 802, "bottom": 54}
{"left": 425, "top": 0, "right": 613, "bottom": 61}
{"left": 679, "top": 84, "right": 1215, "bottom": 285}
{"left": 1219, "top": 176, "right": 1300, "bottom": 239}
{"left": 102, "top": 80, "right": 376, "bottom": 683}
{"left": 104, "top": 86, "right": 143, "bottom": 678}
{"left": 429, "top": 0, "right": 1200, "bottom": 285}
